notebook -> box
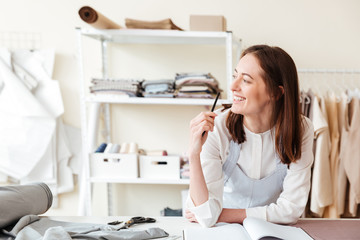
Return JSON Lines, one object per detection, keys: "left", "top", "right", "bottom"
{"left": 183, "top": 217, "right": 313, "bottom": 240}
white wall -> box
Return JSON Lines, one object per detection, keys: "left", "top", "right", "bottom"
{"left": 1, "top": 0, "right": 360, "bottom": 216}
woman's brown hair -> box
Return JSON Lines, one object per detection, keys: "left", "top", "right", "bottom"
{"left": 226, "top": 45, "right": 303, "bottom": 165}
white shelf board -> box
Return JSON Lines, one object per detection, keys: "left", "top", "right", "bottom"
{"left": 89, "top": 177, "right": 190, "bottom": 185}
{"left": 85, "top": 95, "right": 232, "bottom": 105}
{"left": 78, "top": 28, "right": 241, "bottom": 45}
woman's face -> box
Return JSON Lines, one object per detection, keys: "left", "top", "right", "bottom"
{"left": 230, "top": 53, "right": 273, "bottom": 118}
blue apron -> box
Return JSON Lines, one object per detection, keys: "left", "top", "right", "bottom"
{"left": 222, "top": 140, "right": 288, "bottom": 208}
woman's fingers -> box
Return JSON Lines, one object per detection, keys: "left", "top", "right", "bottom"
{"left": 190, "top": 112, "right": 217, "bottom": 127}
{"left": 185, "top": 210, "right": 198, "bottom": 223}
{"left": 190, "top": 112, "right": 217, "bottom": 135}
{"left": 188, "top": 111, "right": 218, "bottom": 155}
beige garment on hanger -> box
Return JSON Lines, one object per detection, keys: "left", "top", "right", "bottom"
{"left": 322, "top": 93, "right": 341, "bottom": 218}
{"left": 340, "top": 98, "right": 360, "bottom": 216}
{"left": 336, "top": 93, "right": 350, "bottom": 216}
{"left": 310, "top": 96, "right": 332, "bottom": 217}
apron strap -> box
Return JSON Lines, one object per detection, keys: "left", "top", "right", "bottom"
{"left": 222, "top": 140, "right": 241, "bottom": 183}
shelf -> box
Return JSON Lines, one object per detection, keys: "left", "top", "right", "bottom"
{"left": 77, "top": 28, "right": 241, "bottom": 215}
{"left": 78, "top": 28, "right": 241, "bottom": 46}
{"left": 85, "top": 95, "right": 232, "bottom": 105}
{"left": 89, "top": 177, "right": 190, "bottom": 185}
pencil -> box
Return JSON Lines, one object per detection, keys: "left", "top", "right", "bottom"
{"left": 202, "top": 92, "right": 220, "bottom": 137}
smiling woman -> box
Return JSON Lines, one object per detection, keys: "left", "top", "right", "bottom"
{"left": 186, "top": 45, "right": 314, "bottom": 227}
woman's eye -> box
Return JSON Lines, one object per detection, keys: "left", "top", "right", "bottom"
{"left": 232, "top": 74, "right": 237, "bottom": 79}
{"left": 243, "top": 79, "right": 249, "bottom": 83}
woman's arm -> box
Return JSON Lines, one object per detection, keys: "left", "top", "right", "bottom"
{"left": 186, "top": 110, "right": 226, "bottom": 227}
{"left": 217, "top": 208, "right": 247, "bottom": 223}
{"left": 188, "top": 112, "right": 217, "bottom": 206}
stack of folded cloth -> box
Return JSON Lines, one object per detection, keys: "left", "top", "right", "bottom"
{"left": 174, "top": 72, "right": 222, "bottom": 99}
{"left": 141, "top": 79, "right": 175, "bottom": 98}
{"left": 90, "top": 78, "right": 143, "bottom": 97}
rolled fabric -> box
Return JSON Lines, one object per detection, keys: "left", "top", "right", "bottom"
{"left": 0, "top": 183, "right": 53, "bottom": 228}
{"left": 78, "top": 6, "right": 122, "bottom": 29}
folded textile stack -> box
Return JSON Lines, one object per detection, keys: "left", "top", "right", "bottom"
{"left": 141, "top": 79, "right": 175, "bottom": 98}
{"left": 125, "top": 18, "right": 183, "bottom": 30}
{"left": 175, "top": 72, "right": 222, "bottom": 99}
{"left": 90, "top": 78, "right": 143, "bottom": 97}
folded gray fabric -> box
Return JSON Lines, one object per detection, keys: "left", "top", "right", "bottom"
{"left": 0, "top": 183, "right": 52, "bottom": 228}
{"left": 4, "top": 215, "right": 169, "bottom": 240}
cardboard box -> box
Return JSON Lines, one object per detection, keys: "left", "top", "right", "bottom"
{"left": 139, "top": 155, "right": 180, "bottom": 180}
{"left": 90, "top": 153, "right": 138, "bottom": 179}
{"left": 190, "top": 15, "right": 226, "bottom": 31}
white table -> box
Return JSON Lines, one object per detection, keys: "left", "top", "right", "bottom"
{"left": 47, "top": 216, "right": 360, "bottom": 240}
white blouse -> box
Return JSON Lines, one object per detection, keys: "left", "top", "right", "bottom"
{"left": 186, "top": 108, "right": 314, "bottom": 227}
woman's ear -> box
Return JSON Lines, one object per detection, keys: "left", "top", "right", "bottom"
{"left": 277, "top": 86, "right": 284, "bottom": 100}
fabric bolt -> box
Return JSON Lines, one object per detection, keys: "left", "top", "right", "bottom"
{"left": 340, "top": 98, "right": 360, "bottom": 216}
{"left": 310, "top": 96, "right": 332, "bottom": 217}
{"left": 186, "top": 108, "right": 314, "bottom": 227}
{"left": 109, "top": 144, "right": 120, "bottom": 153}
{"left": 0, "top": 183, "right": 52, "bottom": 228}
{"left": 222, "top": 140, "right": 287, "bottom": 209}
{"left": 104, "top": 143, "right": 113, "bottom": 153}
{"left": 95, "top": 143, "right": 107, "bottom": 153}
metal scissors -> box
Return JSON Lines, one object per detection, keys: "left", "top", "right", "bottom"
{"left": 118, "top": 216, "right": 156, "bottom": 229}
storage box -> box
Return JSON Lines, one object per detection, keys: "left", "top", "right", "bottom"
{"left": 139, "top": 155, "right": 180, "bottom": 180}
{"left": 90, "top": 153, "right": 138, "bottom": 179}
{"left": 190, "top": 15, "right": 226, "bottom": 31}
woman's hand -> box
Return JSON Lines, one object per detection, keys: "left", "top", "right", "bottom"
{"left": 185, "top": 209, "right": 198, "bottom": 223}
{"left": 188, "top": 111, "right": 217, "bottom": 157}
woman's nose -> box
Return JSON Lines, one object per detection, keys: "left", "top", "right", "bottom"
{"left": 230, "top": 77, "right": 242, "bottom": 91}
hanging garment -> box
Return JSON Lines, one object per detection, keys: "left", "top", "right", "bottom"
{"left": 222, "top": 140, "right": 288, "bottom": 209}
{"left": 306, "top": 89, "right": 315, "bottom": 121}
{"left": 300, "top": 91, "right": 311, "bottom": 118}
{"left": 340, "top": 98, "right": 360, "bottom": 216}
{"left": 336, "top": 92, "right": 350, "bottom": 216}
{"left": 310, "top": 96, "right": 332, "bottom": 217}
{"left": 0, "top": 48, "right": 78, "bottom": 206}
{"left": 322, "top": 93, "right": 341, "bottom": 218}
{"left": 0, "top": 49, "right": 56, "bottom": 179}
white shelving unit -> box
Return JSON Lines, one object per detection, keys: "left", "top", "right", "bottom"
{"left": 76, "top": 28, "right": 241, "bottom": 216}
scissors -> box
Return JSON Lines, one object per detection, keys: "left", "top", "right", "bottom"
{"left": 118, "top": 216, "right": 156, "bottom": 229}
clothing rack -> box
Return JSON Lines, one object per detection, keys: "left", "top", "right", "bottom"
{"left": 298, "top": 69, "right": 360, "bottom": 94}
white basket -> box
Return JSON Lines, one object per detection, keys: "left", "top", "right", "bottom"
{"left": 90, "top": 153, "right": 138, "bottom": 179}
{"left": 139, "top": 155, "right": 180, "bottom": 180}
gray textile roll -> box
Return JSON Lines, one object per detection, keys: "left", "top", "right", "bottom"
{"left": 0, "top": 183, "right": 52, "bottom": 228}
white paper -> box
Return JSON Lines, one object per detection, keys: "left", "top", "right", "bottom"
{"left": 243, "top": 217, "right": 313, "bottom": 240}
{"left": 183, "top": 223, "right": 251, "bottom": 240}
